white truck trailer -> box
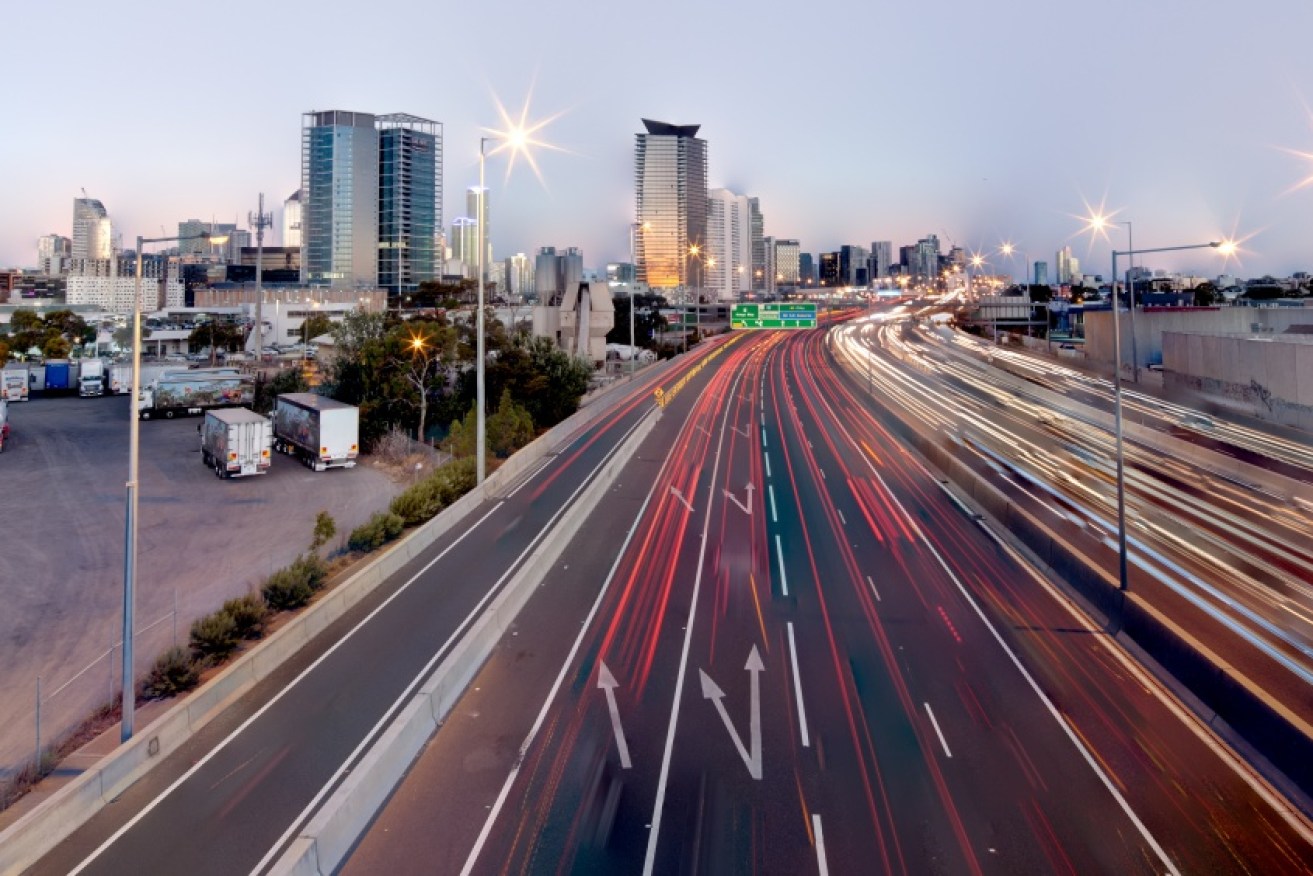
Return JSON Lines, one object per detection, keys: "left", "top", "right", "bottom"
{"left": 2, "top": 365, "right": 28, "bottom": 402}
{"left": 78, "top": 359, "right": 108, "bottom": 397}
{"left": 272, "top": 393, "right": 359, "bottom": 472}
{"left": 200, "top": 407, "right": 273, "bottom": 478}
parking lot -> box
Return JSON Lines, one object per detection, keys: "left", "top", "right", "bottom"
{"left": 0, "top": 394, "right": 404, "bottom": 780}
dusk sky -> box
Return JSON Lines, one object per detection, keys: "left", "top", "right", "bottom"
{"left": 2, "top": 0, "right": 1311, "bottom": 280}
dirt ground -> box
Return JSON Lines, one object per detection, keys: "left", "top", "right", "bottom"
{"left": 0, "top": 394, "right": 406, "bottom": 780}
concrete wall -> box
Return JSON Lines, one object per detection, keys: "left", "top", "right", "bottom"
{"left": 1163, "top": 331, "right": 1313, "bottom": 431}
{"left": 1085, "top": 305, "right": 1313, "bottom": 372}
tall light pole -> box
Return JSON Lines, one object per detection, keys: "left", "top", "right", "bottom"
{"left": 123, "top": 229, "right": 224, "bottom": 742}
{"left": 477, "top": 138, "right": 492, "bottom": 486}
{"left": 249, "top": 194, "right": 273, "bottom": 366}
{"left": 1107, "top": 239, "right": 1233, "bottom": 592}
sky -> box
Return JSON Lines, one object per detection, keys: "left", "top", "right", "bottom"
{"left": 2, "top": 0, "right": 1311, "bottom": 281}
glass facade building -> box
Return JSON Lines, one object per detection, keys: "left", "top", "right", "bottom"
{"left": 635, "top": 119, "right": 707, "bottom": 292}
{"left": 302, "top": 111, "right": 380, "bottom": 289}
{"left": 378, "top": 114, "right": 442, "bottom": 295}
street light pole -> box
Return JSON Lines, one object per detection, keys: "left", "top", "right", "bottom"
{"left": 476, "top": 138, "right": 491, "bottom": 486}
{"left": 1108, "top": 240, "right": 1228, "bottom": 593}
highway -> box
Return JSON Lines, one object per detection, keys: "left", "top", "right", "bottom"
{"left": 28, "top": 358, "right": 688, "bottom": 876}
{"left": 345, "top": 324, "right": 1313, "bottom": 874}
{"left": 831, "top": 312, "right": 1313, "bottom": 736}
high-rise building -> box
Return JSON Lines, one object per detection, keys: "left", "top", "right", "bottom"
{"left": 871, "top": 241, "right": 893, "bottom": 279}
{"left": 37, "top": 234, "right": 72, "bottom": 275}
{"left": 799, "top": 253, "right": 815, "bottom": 285}
{"left": 177, "top": 221, "right": 245, "bottom": 261}
{"left": 505, "top": 253, "right": 534, "bottom": 300}
{"left": 72, "top": 198, "right": 113, "bottom": 261}
{"left": 1056, "top": 246, "right": 1076, "bottom": 284}
{"left": 283, "top": 190, "right": 302, "bottom": 249}
{"left": 707, "top": 188, "right": 752, "bottom": 301}
{"left": 840, "top": 245, "right": 869, "bottom": 286}
{"left": 466, "top": 186, "right": 489, "bottom": 278}
{"left": 1034, "top": 261, "right": 1049, "bottom": 285}
{"left": 301, "top": 109, "right": 442, "bottom": 296}
{"left": 635, "top": 119, "right": 708, "bottom": 291}
{"left": 774, "top": 240, "right": 800, "bottom": 288}
{"left": 913, "top": 234, "right": 941, "bottom": 280}
{"left": 376, "top": 113, "right": 442, "bottom": 294}
{"left": 819, "top": 252, "right": 840, "bottom": 287}
{"left": 450, "top": 217, "right": 479, "bottom": 277}
{"left": 763, "top": 236, "right": 777, "bottom": 295}
{"left": 748, "top": 197, "right": 765, "bottom": 291}
{"left": 302, "top": 110, "right": 380, "bottom": 288}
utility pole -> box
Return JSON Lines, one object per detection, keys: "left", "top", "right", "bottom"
{"left": 249, "top": 194, "right": 274, "bottom": 368}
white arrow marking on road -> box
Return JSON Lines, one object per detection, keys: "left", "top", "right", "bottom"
{"left": 669, "top": 485, "right": 695, "bottom": 513}
{"left": 698, "top": 646, "right": 764, "bottom": 780}
{"left": 723, "top": 482, "right": 755, "bottom": 516}
{"left": 733, "top": 425, "right": 750, "bottom": 439}
{"left": 597, "top": 661, "right": 631, "bottom": 769}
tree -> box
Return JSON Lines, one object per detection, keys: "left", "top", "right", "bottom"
{"left": 390, "top": 322, "right": 457, "bottom": 444}
{"left": 43, "top": 310, "right": 88, "bottom": 344}
{"left": 1193, "top": 282, "right": 1219, "bottom": 307}
{"left": 608, "top": 294, "right": 668, "bottom": 351}
{"left": 42, "top": 334, "right": 71, "bottom": 359}
{"left": 1242, "top": 284, "right": 1284, "bottom": 301}
{"left": 300, "top": 313, "right": 334, "bottom": 346}
{"left": 113, "top": 323, "right": 152, "bottom": 353}
{"left": 0, "top": 339, "right": 10, "bottom": 362}
{"left": 311, "top": 511, "right": 337, "bottom": 551}
{"left": 188, "top": 322, "right": 246, "bottom": 366}
{"left": 487, "top": 389, "right": 535, "bottom": 458}
{"left": 10, "top": 309, "right": 42, "bottom": 333}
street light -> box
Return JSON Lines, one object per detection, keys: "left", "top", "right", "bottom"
{"left": 122, "top": 229, "right": 225, "bottom": 742}
{"left": 1106, "top": 239, "right": 1234, "bottom": 593}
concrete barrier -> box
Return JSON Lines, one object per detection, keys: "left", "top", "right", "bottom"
{"left": 0, "top": 390, "right": 657, "bottom": 876}
{"left": 271, "top": 406, "right": 660, "bottom": 876}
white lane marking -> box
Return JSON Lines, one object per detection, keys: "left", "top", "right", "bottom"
{"left": 643, "top": 367, "right": 746, "bottom": 875}
{"left": 813, "top": 381, "right": 1181, "bottom": 874}
{"left": 597, "top": 662, "right": 631, "bottom": 769}
{"left": 812, "top": 814, "right": 830, "bottom": 876}
{"left": 866, "top": 575, "right": 881, "bottom": 602}
{"left": 760, "top": 411, "right": 765, "bottom": 425}
{"left": 764, "top": 451, "right": 772, "bottom": 479}
{"left": 768, "top": 484, "right": 779, "bottom": 523}
{"left": 461, "top": 410, "right": 667, "bottom": 874}
{"left": 775, "top": 534, "right": 790, "bottom": 597}
{"left": 837, "top": 508, "right": 847, "bottom": 526}
{"left": 925, "top": 703, "right": 952, "bottom": 758}
{"left": 761, "top": 428, "right": 768, "bottom": 448}
{"left": 787, "top": 623, "right": 811, "bottom": 748}
{"left": 66, "top": 502, "right": 504, "bottom": 876}
{"left": 818, "top": 467, "right": 826, "bottom": 480}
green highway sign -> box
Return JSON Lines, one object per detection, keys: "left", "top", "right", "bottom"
{"left": 731, "top": 302, "right": 818, "bottom": 330}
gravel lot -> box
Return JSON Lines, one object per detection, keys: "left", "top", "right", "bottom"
{"left": 0, "top": 394, "right": 404, "bottom": 780}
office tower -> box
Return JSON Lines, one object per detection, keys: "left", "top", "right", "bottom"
{"left": 466, "top": 186, "right": 490, "bottom": 278}
{"left": 450, "top": 217, "right": 479, "bottom": 277}
{"left": 1056, "top": 246, "right": 1076, "bottom": 284}
{"left": 302, "top": 110, "right": 380, "bottom": 288}
{"left": 283, "top": 190, "right": 302, "bottom": 249}
{"left": 1034, "top": 261, "right": 1049, "bottom": 285}
{"left": 707, "top": 188, "right": 752, "bottom": 301}
{"left": 177, "top": 221, "right": 242, "bottom": 260}
{"left": 505, "top": 253, "right": 533, "bottom": 299}
{"left": 799, "top": 252, "right": 815, "bottom": 285}
{"left": 606, "top": 262, "right": 637, "bottom": 284}
{"left": 748, "top": 197, "right": 765, "bottom": 291}
{"left": 871, "top": 241, "right": 893, "bottom": 279}
{"left": 840, "top": 245, "right": 869, "bottom": 286}
{"left": 72, "top": 197, "right": 112, "bottom": 261}
{"left": 774, "top": 240, "right": 800, "bottom": 288}
{"left": 37, "top": 234, "right": 72, "bottom": 274}
{"left": 819, "top": 252, "right": 840, "bottom": 286}
{"left": 913, "top": 234, "right": 941, "bottom": 279}
{"left": 634, "top": 119, "right": 708, "bottom": 291}
{"left": 377, "top": 113, "right": 442, "bottom": 294}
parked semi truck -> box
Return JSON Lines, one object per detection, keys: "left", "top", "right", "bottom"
{"left": 2, "top": 365, "right": 28, "bottom": 402}
{"left": 272, "top": 393, "right": 359, "bottom": 471}
{"left": 138, "top": 372, "right": 254, "bottom": 420}
{"left": 44, "top": 360, "right": 76, "bottom": 392}
{"left": 78, "top": 360, "right": 108, "bottom": 397}
{"left": 0, "top": 399, "right": 9, "bottom": 452}
{"left": 200, "top": 407, "right": 273, "bottom": 478}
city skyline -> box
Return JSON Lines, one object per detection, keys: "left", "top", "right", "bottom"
{"left": 1, "top": 0, "right": 1310, "bottom": 279}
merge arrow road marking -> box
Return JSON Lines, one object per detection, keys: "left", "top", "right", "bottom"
{"left": 723, "top": 482, "right": 755, "bottom": 516}
{"left": 698, "top": 646, "right": 764, "bottom": 780}
{"left": 669, "top": 485, "right": 695, "bottom": 514}
{"left": 597, "top": 661, "right": 631, "bottom": 769}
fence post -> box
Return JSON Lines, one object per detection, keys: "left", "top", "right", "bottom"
{"left": 35, "top": 675, "right": 41, "bottom": 774}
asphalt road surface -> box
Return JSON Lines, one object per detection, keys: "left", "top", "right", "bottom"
{"left": 348, "top": 327, "right": 1313, "bottom": 875}
{"left": 0, "top": 394, "right": 400, "bottom": 783}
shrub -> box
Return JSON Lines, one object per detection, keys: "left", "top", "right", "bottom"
{"left": 263, "top": 564, "right": 314, "bottom": 611}
{"left": 190, "top": 610, "right": 239, "bottom": 663}
{"left": 389, "top": 478, "right": 443, "bottom": 526}
{"left": 141, "top": 646, "right": 201, "bottom": 699}
{"left": 290, "top": 552, "right": 329, "bottom": 592}
{"left": 223, "top": 593, "right": 268, "bottom": 640}
{"left": 311, "top": 511, "right": 337, "bottom": 551}
{"left": 347, "top": 512, "right": 405, "bottom": 553}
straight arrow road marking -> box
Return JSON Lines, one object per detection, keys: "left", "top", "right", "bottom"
{"left": 698, "top": 646, "right": 764, "bottom": 780}
{"left": 669, "top": 485, "right": 695, "bottom": 514}
{"left": 597, "top": 661, "right": 631, "bottom": 769}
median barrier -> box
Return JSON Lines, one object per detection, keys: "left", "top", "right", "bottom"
{"left": 0, "top": 389, "right": 655, "bottom": 876}
{"left": 272, "top": 405, "right": 660, "bottom": 876}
